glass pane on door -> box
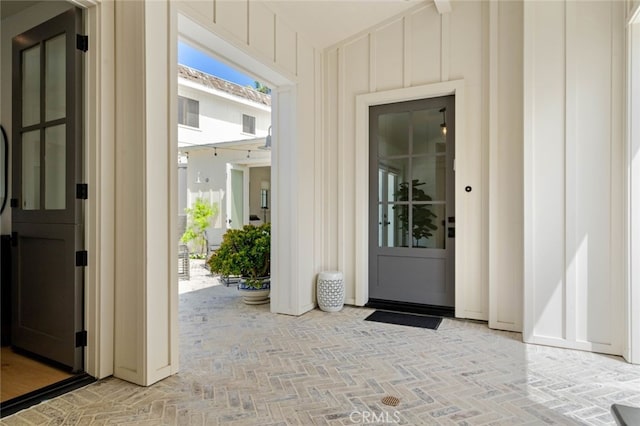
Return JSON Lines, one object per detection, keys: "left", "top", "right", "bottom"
{"left": 45, "top": 34, "right": 66, "bottom": 121}
{"left": 22, "top": 45, "right": 41, "bottom": 127}
{"left": 412, "top": 108, "right": 447, "bottom": 155}
{"left": 22, "top": 130, "right": 40, "bottom": 210}
{"left": 378, "top": 158, "right": 409, "bottom": 203}
{"left": 45, "top": 125, "right": 66, "bottom": 210}
{"left": 378, "top": 112, "right": 409, "bottom": 157}
{"left": 412, "top": 155, "right": 446, "bottom": 201}
{"left": 379, "top": 204, "right": 409, "bottom": 248}
{"left": 412, "top": 204, "right": 445, "bottom": 249}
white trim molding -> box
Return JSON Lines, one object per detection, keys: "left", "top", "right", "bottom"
{"left": 627, "top": 15, "right": 640, "bottom": 364}
{"left": 84, "top": 0, "right": 116, "bottom": 380}
{"left": 354, "top": 80, "right": 468, "bottom": 318}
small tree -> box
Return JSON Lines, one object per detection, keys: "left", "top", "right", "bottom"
{"left": 181, "top": 198, "right": 218, "bottom": 255}
{"left": 253, "top": 81, "right": 271, "bottom": 94}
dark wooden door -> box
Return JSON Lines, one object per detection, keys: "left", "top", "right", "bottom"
{"left": 369, "top": 96, "right": 455, "bottom": 308}
{"left": 11, "top": 8, "right": 85, "bottom": 372}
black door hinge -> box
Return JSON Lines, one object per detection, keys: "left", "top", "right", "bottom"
{"left": 75, "top": 330, "right": 87, "bottom": 347}
{"left": 11, "top": 232, "right": 17, "bottom": 247}
{"left": 10, "top": 198, "right": 18, "bottom": 208}
{"left": 76, "top": 34, "right": 88, "bottom": 52}
{"left": 76, "top": 250, "right": 88, "bottom": 267}
{"left": 76, "top": 183, "right": 88, "bottom": 200}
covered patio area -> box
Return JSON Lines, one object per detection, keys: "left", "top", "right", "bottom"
{"left": 2, "top": 276, "right": 639, "bottom": 424}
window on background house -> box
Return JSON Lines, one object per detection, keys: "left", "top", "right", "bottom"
{"left": 243, "top": 114, "right": 256, "bottom": 135}
{"left": 178, "top": 96, "right": 199, "bottom": 128}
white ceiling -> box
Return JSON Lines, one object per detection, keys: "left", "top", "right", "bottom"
{"left": 265, "top": 0, "right": 430, "bottom": 49}
{"left": 2, "top": 0, "right": 432, "bottom": 50}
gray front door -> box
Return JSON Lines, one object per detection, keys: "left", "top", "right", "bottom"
{"left": 11, "top": 8, "right": 85, "bottom": 372}
{"left": 369, "top": 96, "right": 455, "bottom": 308}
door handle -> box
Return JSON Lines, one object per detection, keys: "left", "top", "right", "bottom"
{"left": 0, "top": 125, "right": 7, "bottom": 214}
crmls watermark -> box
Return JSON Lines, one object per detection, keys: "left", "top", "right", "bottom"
{"left": 349, "top": 410, "right": 401, "bottom": 424}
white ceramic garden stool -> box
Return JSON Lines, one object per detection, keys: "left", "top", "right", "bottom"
{"left": 317, "top": 271, "right": 345, "bottom": 312}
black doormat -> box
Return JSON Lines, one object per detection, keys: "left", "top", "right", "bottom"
{"left": 365, "top": 310, "right": 442, "bottom": 330}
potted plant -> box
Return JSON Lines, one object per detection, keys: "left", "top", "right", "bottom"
{"left": 207, "top": 223, "right": 271, "bottom": 304}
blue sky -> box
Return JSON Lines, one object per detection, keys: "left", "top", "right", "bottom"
{"left": 178, "top": 41, "right": 256, "bottom": 87}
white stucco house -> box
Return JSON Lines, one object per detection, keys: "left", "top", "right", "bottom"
{"left": 0, "top": 0, "right": 639, "bottom": 392}
{"left": 176, "top": 64, "right": 272, "bottom": 249}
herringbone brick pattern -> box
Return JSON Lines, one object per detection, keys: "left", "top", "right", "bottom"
{"left": 2, "top": 263, "right": 639, "bottom": 425}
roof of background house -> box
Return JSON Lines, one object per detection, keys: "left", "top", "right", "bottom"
{"left": 178, "top": 64, "right": 271, "bottom": 107}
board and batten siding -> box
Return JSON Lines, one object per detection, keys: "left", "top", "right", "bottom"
{"left": 523, "top": 0, "right": 625, "bottom": 355}
{"left": 323, "top": 1, "right": 524, "bottom": 330}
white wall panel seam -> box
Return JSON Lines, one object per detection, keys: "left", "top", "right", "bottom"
{"left": 488, "top": 0, "right": 499, "bottom": 329}
{"left": 403, "top": 16, "right": 411, "bottom": 88}
{"left": 481, "top": 0, "right": 490, "bottom": 321}
{"left": 522, "top": 0, "right": 535, "bottom": 343}
{"left": 246, "top": 0, "right": 250, "bottom": 46}
{"left": 609, "top": 1, "right": 617, "bottom": 350}
{"left": 564, "top": 0, "right": 577, "bottom": 344}
{"left": 337, "top": 47, "right": 346, "bottom": 281}
{"left": 369, "top": 33, "right": 376, "bottom": 93}
{"left": 610, "top": 0, "right": 624, "bottom": 352}
{"left": 441, "top": 13, "right": 450, "bottom": 82}
{"left": 272, "top": 13, "right": 276, "bottom": 63}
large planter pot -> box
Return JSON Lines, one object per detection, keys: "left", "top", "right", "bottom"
{"left": 238, "top": 278, "right": 270, "bottom": 305}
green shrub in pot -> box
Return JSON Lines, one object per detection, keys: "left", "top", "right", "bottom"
{"left": 207, "top": 223, "right": 270, "bottom": 289}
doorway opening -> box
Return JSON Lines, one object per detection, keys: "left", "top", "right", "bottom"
{"left": 175, "top": 12, "right": 287, "bottom": 308}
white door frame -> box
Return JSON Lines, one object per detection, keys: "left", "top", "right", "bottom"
{"left": 354, "top": 80, "right": 469, "bottom": 318}
{"left": 626, "top": 7, "right": 640, "bottom": 364}
{"left": 79, "top": 0, "right": 115, "bottom": 379}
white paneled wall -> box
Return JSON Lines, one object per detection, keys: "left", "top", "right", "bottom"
{"left": 324, "top": 2, "right": 524, "bottom": 327}
{"left": 524, "top": 0, "right": 624, "bottom": 355}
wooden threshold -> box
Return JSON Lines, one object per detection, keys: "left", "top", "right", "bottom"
{"left": 1, "top": 346, "right": 73, "bottom": 402}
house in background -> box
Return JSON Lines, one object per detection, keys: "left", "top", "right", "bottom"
{"left": 177, "top": 64, "right": 271, "bottom": 249}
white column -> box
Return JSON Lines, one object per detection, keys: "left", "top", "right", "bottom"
{"left": 628, "top": 19, "right": 640, "bottom": 364}
{"left": 113, "top": 0, "right": 177, "bottom": 386}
